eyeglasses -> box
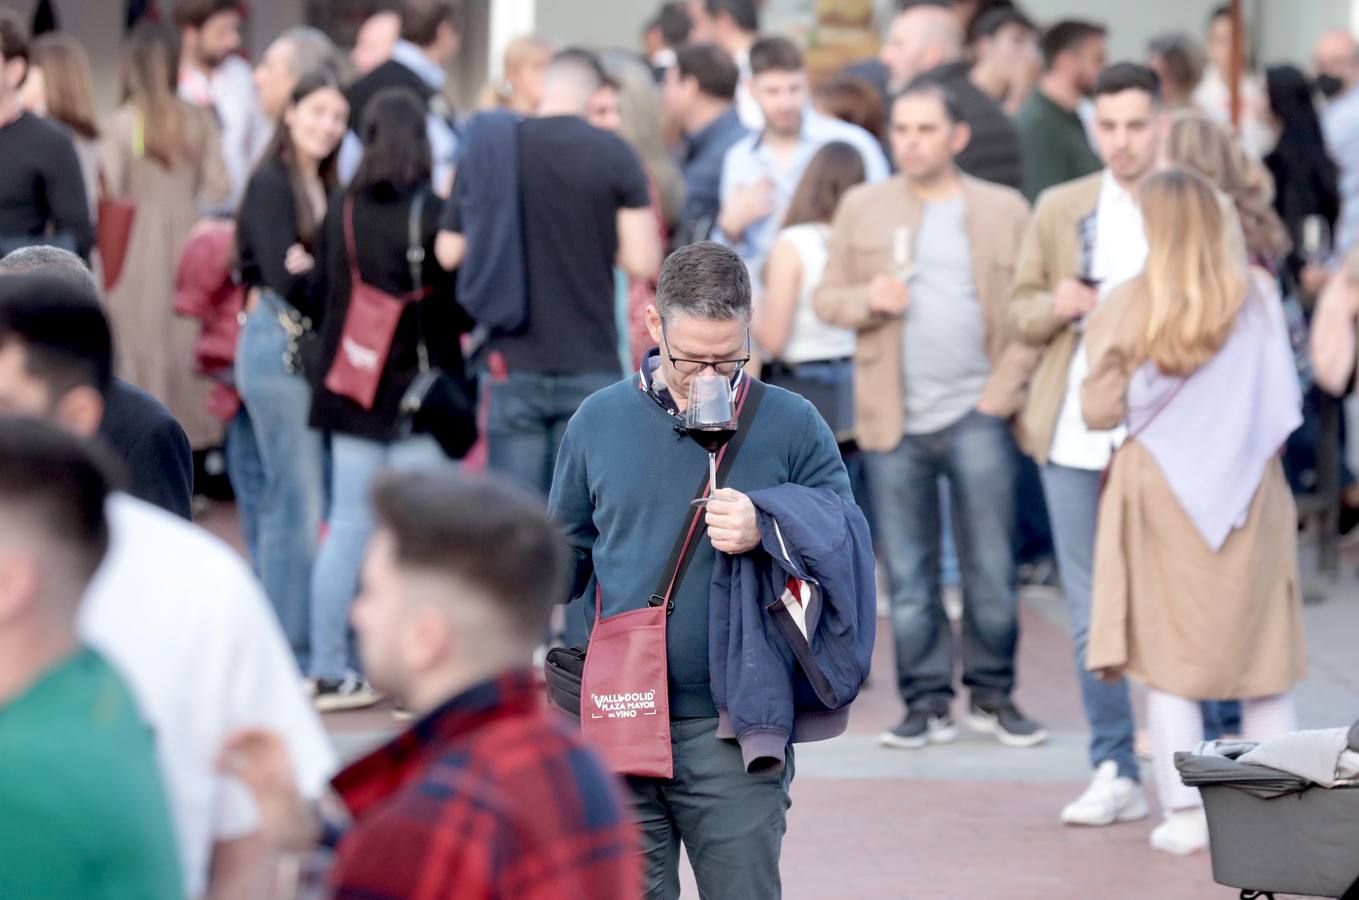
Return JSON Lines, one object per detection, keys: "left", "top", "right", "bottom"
{"left": 661, "top": 320, "right": 751, "bottom": 376}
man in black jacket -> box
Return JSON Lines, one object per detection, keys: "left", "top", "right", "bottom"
{"left": 0, "top": 247, "right": 192, "bottom": 519}
{"left": 878, "top": 1, "right": 1022, "bottom": 188}
{"left": 0, "top": 11, "right": 92, "bottom": 260}
{"left": 340, "top": 0, "right": 463, "bottom": 195}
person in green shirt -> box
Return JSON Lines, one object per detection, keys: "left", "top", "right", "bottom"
{"left": 0, "top": 417, "right": 182, "bottom": 899}
{"left": 1015, "top": 20, "right": 1107, "bottom": 202}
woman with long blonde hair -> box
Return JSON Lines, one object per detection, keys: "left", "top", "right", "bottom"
{"left": 101, "top": 21, "right": 229, "bottom": 449}
{"left": 1160, "top": 109, "right": 1292, "bottom": 269}
{"left": 1081, "top": 168, "right": 1305, "bottom": 856}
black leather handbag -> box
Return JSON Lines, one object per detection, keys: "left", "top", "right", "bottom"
{"left": 395, "top": 190, "right": 477, "bottom": 459}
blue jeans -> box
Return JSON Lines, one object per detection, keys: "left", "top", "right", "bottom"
{"left": 236, "top": 292, "right": 327, "bottom": 667}
{"left": 866, "top": 411, "right": 1019, "bottom": 709}
{"left": 485, "top": 369, "right": 620, "bottom": 498}
{"left": 1040, "top": 464, "right": 1139, "bottom": 781}
{"left": 1016, "top": 453, "right": 1054, "bottom": 565}
{"left": 309, "top": 433, "right": 449, "bottom": 680}
{"left": 224, "top": 406, "right": 266, "bottom": 569}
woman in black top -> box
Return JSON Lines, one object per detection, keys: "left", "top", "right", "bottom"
{"left": 1264, "top": 65, "right": 1341, "bottom": 292}
{"left": 1265, "top": 66, "right": 1359, "bottom": 523}
{"left": 296, "top": 88, "right": 471, "bottom": 707}
{"left": 234, "top": 68, "right": 349, "bottom": 669}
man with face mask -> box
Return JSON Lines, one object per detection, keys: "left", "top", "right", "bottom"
{"left": 1315, "top": 30, "right": 1359, "bottom": 261}
{"left": 1008, "top": 62, "right": 1166, "bottom": 838}
{"left": 715, "top": 36, "right": 888, "bottom": 290}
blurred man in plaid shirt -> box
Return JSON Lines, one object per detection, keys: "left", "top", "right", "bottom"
{"left": 221, "top": 471, "right": 640, "bottom": 899}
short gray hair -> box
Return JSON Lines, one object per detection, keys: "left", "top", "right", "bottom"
{"left": 655, "top": 242, "right": 751, "bottom": 323}
{"left": 0, "top": 245, "right": 99, "bottom": 297}
{"left": 279, "top": 26, "right": 339, "bottom": 78}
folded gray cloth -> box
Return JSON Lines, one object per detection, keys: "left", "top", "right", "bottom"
{"left": 1239, "top": 728, "right": 1359, "bottom": 788}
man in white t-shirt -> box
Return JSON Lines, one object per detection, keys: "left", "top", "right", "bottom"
{"left": 176, "top": 0, "right": 271, "bottom": 213}
{"left": 0, "top": 270, "right": 337, "bottom": 898}
{"left": 1008, "top": 62, "right": 1162, "bottom": 830}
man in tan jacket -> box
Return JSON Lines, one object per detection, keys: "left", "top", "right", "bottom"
{"left": 815, "top": 84, "right": 1044, "bottom": 752}
{"left": 1007, "top": 62, "right": 1163, "bottom": 828}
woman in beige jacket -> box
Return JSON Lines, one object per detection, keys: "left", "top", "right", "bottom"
{"left": 1081, "top": 168, "right": 1306, "bottom": 856}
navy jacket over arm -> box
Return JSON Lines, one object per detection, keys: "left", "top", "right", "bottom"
{"left": 439, "top": 109, "right": 527, "bottom": 337}
{"left": 709, "top": 483, "right": 876, "bottom": 774}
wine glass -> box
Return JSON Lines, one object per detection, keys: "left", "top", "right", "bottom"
{"left": 1301, "top": 215, "right": 1332, "bottom": 267}
{"left": 891, "top": 225, "right": 914, "bottom": 283}
{"left": 684, "top": 374, "right": 738, "bottom": 508}
{"left": 1076, "top": 212, "right": 1101, "bottom": 289}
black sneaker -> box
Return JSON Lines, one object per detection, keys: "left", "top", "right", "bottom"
{"left": 878, "top": 705, "right": 957, "bottom": 750}
{"left": 313, "top": 671, "right": 383, "bottom": 713}
{"left": 1017, "top": 555, "right": 1060, "bottom": 588}
{"left": 966, "top": 698, "right": 1048, "bottom": 748}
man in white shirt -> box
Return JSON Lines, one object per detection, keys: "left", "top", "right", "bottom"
{"left": 1008, "top": 62, "right": 1163, "bottom": 830}
{"left": 0, "top": 271, "right": 337, "bottom": 898}
{"left": 175, "top": 0, "right": 271, "bottom": 213}
{"left": 1316, "top": 31, "right": 1359, "bottom": 264}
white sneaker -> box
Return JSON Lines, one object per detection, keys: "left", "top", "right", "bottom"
{"left": 1060, "top": 761, "right": 1150, "bottom": 826}
{"left": 1150, "top": 808, "right": 1209, "bottom": 855}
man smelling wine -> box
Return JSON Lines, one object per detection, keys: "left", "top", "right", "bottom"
{"left": 549, "top": 241, "right": 857, "bottom": 898}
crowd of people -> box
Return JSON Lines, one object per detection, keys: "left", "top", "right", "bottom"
{"left": 4, "top": 0, "right": 1359, "bottom": 896}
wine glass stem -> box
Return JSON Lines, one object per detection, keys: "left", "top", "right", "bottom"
{"left": 708, "top": 452, "right": 717, "bottom": 496}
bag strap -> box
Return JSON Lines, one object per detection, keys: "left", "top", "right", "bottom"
{"left": 406, "top": 191, "right": 430, "bottom": 374}
{"left": 342, "top": 195, "right": 361, "bottom": 283}
{"left": 1128, "top": 376, "right": 1187, "bottom": 442}
{"left": 343, "top": 192, "right": 434, "bottom": 307}
{"left": 592, "top": 377, "right": 767, "bottom": 623}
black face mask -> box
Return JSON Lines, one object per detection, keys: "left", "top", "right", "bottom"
{"left": 1317, "top": 74, "right": 1346, "bottom": 99}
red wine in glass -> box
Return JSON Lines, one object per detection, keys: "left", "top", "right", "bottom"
{"left": 686, "top": 425, "right": 736, "bottom": 454}
{"left": 685, "top": 375, "right": 738, "bottom": 506}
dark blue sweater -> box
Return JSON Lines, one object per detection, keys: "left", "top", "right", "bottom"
{"left": 549, "top": 374, "right": 853, "bottom": 719}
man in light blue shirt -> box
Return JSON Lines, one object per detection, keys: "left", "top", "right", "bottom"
{"left": 339, "top": 0, "right": 461, "bottom": 195}
{"left": 715, "top": 36, "right": 889, "bottom": 288}
{"left": 1318, "top": 31, "right": 1359, "bottom": 262}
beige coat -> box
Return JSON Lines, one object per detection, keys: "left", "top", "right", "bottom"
{"left": 813, "top": 173, "right": 1036, "bottom": 453}
{"left": 101, "top": 103, "right": 230, "bottom": 449}
{"left": 1006, "top": 172, "right": 1102, "bottom": 462}
{"left": 1081, "top": 279, "right": 1307, "bottom": 699}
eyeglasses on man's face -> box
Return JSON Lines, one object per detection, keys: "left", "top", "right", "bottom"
{"left": 660, "top": 320, "right": 751, "bottom": 377}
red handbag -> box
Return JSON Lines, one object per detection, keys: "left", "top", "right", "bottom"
{"left": 323, "top": 194, "right": 431, "bottom": 410}
{"left": 578, "top": 378, "right": 760, "bottom": 779}
{"left": 96, "top": 173, "right": 136, "bottom": 292}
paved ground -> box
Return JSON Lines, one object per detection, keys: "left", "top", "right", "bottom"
{"left": 201, "top": 503, "right": 1359, "bottom": 899}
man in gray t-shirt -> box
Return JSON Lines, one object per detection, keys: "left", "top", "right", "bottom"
{"left": 901, "top": 196, "right": 991, "bottom": 434}
{"left": 814, "top": 85, "right": 1043, "bottom": 752}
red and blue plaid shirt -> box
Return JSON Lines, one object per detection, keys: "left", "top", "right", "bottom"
{"left": 329, "top": 670, "right": 640, "bottom": 899}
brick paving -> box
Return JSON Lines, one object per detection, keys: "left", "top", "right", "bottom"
{"left": 199, "top": 501, "right": 1356, "bottom": 898}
